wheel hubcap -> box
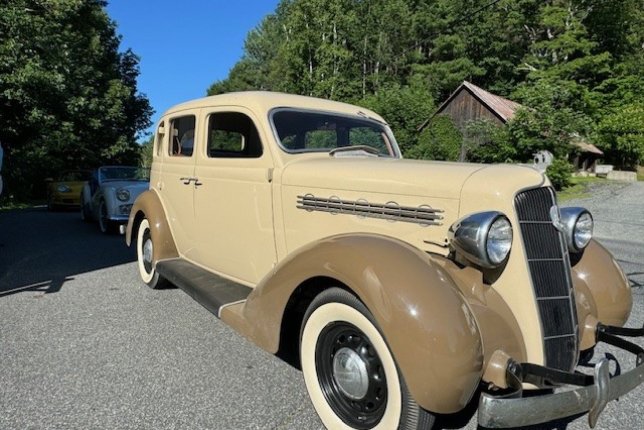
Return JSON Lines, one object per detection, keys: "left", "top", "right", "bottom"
{"left": 141, "top": 229, "right": 154, "bottom": 274}
{"left": 143, "top": 239, "right": 153, "bottom": 264}
{"left": 315, "top": 322, "right": 387, "bottom": 428}
{"left": 333, "top": 347, "right": 369, "bottom": 400}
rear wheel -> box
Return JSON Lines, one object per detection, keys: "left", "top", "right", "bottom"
{"left": 136, "top": 218, "right": 168, "bottom": 289}
{"left": 80, "top": 192, "right": 91, "bottom": 222}
{"left": 300, "top": 288, "right": 435, "bottom": 430}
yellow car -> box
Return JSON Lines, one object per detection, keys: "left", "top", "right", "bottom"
{"left": 46, "top": 170, "right": 89, "bottom": 210}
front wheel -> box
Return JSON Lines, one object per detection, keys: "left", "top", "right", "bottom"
{"left": 98, "top": 200, "right": 115, "bottom": 234}
{"left": 136, "top": 218, "right": 168, "bottom": 289}
{"left": 300, "top": 288, "right": 435, "bottom": 430}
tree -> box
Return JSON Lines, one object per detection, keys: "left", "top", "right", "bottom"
{"left": 597, "top": 104, "right": 644, "bottom": 169}
{"left": 408, "top": 115, "right": 462, "bottom": 161}
{"left": 0, "top": 0, "right": 152, "bottom": 200}
{"left": 359, "top": 81, "right": 436, "bottom": 156}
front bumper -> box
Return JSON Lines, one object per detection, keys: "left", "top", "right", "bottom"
{"left": 479, "top": 324, "right": 644, "bottom": 428}
{"left": 106, "top": 215, "right": 130, "bottom": 223}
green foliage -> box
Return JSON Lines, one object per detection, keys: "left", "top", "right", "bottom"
{"left": 464, "top": 120, "right": 517, "bottom": 163}
{"left": 208, "top": 0, "right": 642, "bottom": 170}
{"left": 546, "top": 157, "right": 574, "bottom": 190}
{"left": 597, "top": 104, "right": 644, "bottom": 169}
{"left": 358, "top": 82, "right": 435, "bottom": 156}
{"left": 140, "top": 135, "right": 154, "bottom": 169}
{"left": 408, "top": 115, "right": 461, "bottom": 161}
{"left": 0, "top": 0, "right": 152, "bottom": 199}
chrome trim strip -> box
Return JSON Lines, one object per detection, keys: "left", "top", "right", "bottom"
{"left": 296, "top": 195, "right": 444, "bottom": 226}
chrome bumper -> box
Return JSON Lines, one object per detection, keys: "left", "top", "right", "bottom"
{"left": 106, "top": 215, "right": 129, "bottom": 223}
{"left": 478, "top": 324, "right": 644, "bottom": 428}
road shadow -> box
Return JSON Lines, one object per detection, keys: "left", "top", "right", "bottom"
{"left": 0, "top": 207, "right": 135, "bottom": 297}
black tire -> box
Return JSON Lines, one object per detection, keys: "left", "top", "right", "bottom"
{"left": 300, "top": 287, "right": 435, "bottom": 430}
{"left": 80, "top": 193, "right": 92, "bottom": 222}
{"left": 136, "top": 218, "right": 169, "bottom": 289}
{"left": 98, "top": 200, "right": 116, "bottom": 234}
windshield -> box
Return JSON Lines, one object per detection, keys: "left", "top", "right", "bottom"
{"left": 99, "top": 166, "right": 149, "bottom": 182}
{"left": 271, "top": 109, "right": 400, "bottom": 157}
{"left": 59, "top": 170, "right": 90, "bottom": 182}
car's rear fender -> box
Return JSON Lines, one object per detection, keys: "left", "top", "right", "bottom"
{"left": 125, "top": 190, "right": 179, "bottom": 262}
{"left": 223, "top": 233, "right": 484, "bottom": 414}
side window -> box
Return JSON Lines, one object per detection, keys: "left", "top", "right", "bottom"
{"left": 155, "top": 121, "right": 165, "bottom": 157}
{"left": 169, "top": 115, "right": 195, "bottom": 157}
{"left": 207, "top": 112, "right": 263, "bottom": 158}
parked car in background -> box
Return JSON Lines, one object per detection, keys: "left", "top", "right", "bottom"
{"left": 126, "top": 92, "right": 642, "bottom": 430}
{"left": 82, "top": 166, "right": 149, "bottom": 233}
{"left": 46, "top": 170, "right": 90, "bottom": 210}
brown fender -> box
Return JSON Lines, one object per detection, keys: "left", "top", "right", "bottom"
{"left": 571, "top": 239, "right": 632, "bottom": 329}
{"left": 227, "top": 234, "right": 483, "bottom": 414}
{"left": 432, "top": 258, "right": 527, "bottom": 368}
{"left": 125, "top": 190, "right": 179, "bottom": 262}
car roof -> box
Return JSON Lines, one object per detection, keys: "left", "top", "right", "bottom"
{"left": 161, "top": 91, "right": 387, "bottom": 123}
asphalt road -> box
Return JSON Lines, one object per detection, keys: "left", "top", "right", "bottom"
{"left": 1, "top": 182, "right": 642, "bottom": 430}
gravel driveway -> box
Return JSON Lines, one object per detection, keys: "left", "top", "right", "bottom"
{"left": 0, "top": 181, "right": 642, "bottom": 430}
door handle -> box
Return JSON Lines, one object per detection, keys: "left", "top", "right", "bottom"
{"left": 180, "top": 177, "right": 193, "bottom": 185}
{"left": 194, "top": 179, "right": 203, "bottom": 187}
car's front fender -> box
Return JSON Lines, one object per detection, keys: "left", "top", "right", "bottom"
{"left": 223, "top": 233, "right": 484, "bottom": 414}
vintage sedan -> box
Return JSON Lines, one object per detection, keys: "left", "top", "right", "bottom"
{"left": 126, "top": 92, "right": 642, "bottom": 429}
{"left": 81, "top": 166, "right": 149, "bottom": 233}
{"left": 46, "top": 170, "right": 89, "bottom": 210}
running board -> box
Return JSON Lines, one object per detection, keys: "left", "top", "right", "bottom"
{"left": 156, "top": 259, "right": 252, "bottom": 318}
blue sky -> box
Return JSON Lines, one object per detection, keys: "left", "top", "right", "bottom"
{"left": 106, "top": 0, "right": 280, "bottom": 138}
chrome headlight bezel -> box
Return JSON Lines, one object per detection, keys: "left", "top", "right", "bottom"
{"left": 57, "top": 184, "right": 71, "bottom": 193}
{"left": 448, "top": 211, "right": 513, "bottom": 269}
{"left": 116, "top": 188, "right": 130, "bottom": 202}
{"left": 559, "top": 207, "right": 593, "bottom": 253}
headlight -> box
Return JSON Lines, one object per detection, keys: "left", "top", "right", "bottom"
{"left": 487, "top": 216, "right": 513, "bottom": 265}
{"left": 57, "top": 184, "right": 71, "bottom": 193}
{"left": 559, "top": 207, "right": 593, "bottom": 253}
{"left": 448, "top": 211, "right": 513, "bottom": 268}
{"left": 116, "top": 188, "right": 130, "bottom": 202}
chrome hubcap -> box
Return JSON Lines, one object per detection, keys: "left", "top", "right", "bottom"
{"left": 143, "top": 238, "right": 153, "bottom": 264}
{"left": 332, "top": 347, "right": 369, "bottom": 400}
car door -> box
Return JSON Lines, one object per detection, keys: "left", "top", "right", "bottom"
{"left": 156, "top": 112, "right": 199, "bottom": 258}
{"left": 192, "top": 107, "right": 277, "bottom": 285}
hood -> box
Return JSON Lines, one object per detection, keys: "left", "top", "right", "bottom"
{"left": 281, "top": 156, "right": 486, "bottom": 200}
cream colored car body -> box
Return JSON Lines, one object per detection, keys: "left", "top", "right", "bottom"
{"left": 127, "top": 91, "right": 637, "bottom": 427}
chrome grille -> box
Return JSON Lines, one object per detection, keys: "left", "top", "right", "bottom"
{"left": 515, "top": 187, "right": 578, "bottom": 371}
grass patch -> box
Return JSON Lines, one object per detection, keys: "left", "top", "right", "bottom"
{"left": 557, "top": 176, "right": 605, "bottom": 202}
{"left": 637, "top": 166, "right": 644, "bottom": 181}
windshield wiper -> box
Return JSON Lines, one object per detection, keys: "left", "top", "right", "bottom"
{"left": 329, "top": 145, "right": 381, "bottom": 157}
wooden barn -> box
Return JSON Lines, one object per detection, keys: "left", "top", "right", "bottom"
{"left": 418, "top": 81, "right": 521, "bottom": 133}
{"left": 419, "top": 81, "right": 603, "bottom": 171}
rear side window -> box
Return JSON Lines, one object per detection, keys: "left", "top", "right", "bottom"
{"left": 169, "top": 115, "right": 195, "bottom": 157}
{"left": 207, "top": 112, "right": 263, "bottom": 158}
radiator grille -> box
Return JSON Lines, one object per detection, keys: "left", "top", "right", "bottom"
{"left": 515, "top": 187, "right": 578, "bottom": 371}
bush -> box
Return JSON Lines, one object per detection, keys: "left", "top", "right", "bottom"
{"left": 546, "top": 158, "right": 574, "bottom": 190}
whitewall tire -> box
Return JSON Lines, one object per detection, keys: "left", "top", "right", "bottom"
{"left": 136, "top": 218, "right": 168, "bottom": 289}
{"left": 300, "top": 288, "right": 435, "bottom": 430}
